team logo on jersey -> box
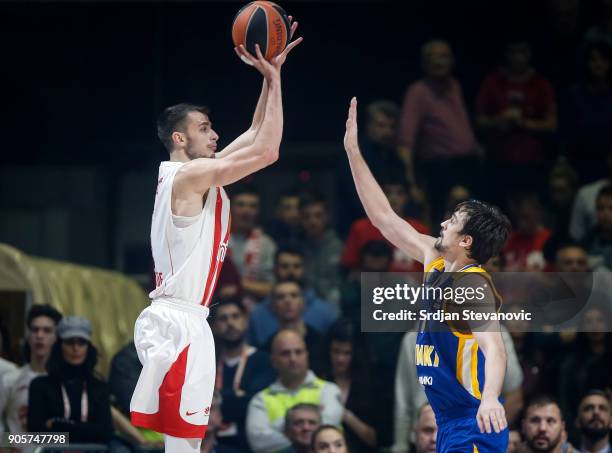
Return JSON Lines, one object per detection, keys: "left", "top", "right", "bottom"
{"left": 218, "top": 243, "right": 228, "bottom": 263}
{"left": 415, "top": 344, "right": 440, "bottom": 367}
{"left": 419, "top": 375, "right": 433, "bottom": 386}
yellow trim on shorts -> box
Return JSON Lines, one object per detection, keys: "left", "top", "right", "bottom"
{"left": 456, "top": 337, "right": 465, "bottom": 385}
{"left": 470, "top": 341, "right": 482, "bottom": 400}
{"left": 473, "top": 444, "right": 479, "bottom": 453}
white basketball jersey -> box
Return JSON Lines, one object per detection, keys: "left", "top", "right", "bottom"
{"left": 149, "top": 161, "right": 231, "bottom": 307}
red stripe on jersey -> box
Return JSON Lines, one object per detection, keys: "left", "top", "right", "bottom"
{"left": 202, "top": 212, "right": 232, "bottom": 307}
{"left": 201, "top": 188, "right": 223, "bottom": 306}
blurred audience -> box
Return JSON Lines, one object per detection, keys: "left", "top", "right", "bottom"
{"left": 413, "top": 403, "right": 438, "bottom": 453}
{"left": 399, "top": 39, "right": 481, "bottom": 224}
{"left": 266, "top": 189, "right": 302, "bottom": 247}
{"left": 248, "top": 246, "right": 337, "bottom": 349}
{"left": 0, "top": 304, "right": 61, "bottom": 433}
{"left": 229, "top": 183, "right": 277, "bottom": 305}
{"left": 311, "top": 425, "right": 349, "bottom": 453}
{"left": 212, "top": 299, "right": 276, "bottom": 452}
{"left": 520, "top": 396, "right": 575, "bottom": 453}
{"left": 28, "top": 316, "right": 112, "bottom": 444}
{"left": 319, "top": 319, "right": 377, "bottom": 452}
{"left": 283, "top": 403, "right": 321, "bottom": 453}
{"left": 246, "top": 330, "right": 342, "bottom": 453}
{"left": 574, "top": 390, "right": 611, "bottom": 453}
{"left": 477, "top": 39, "right": 557, "bottom": 199}
{"left": 297, "top": 192, "right": 343, "bottom": 308}
{"left": 582, "top": 184, "right": 612, "bottom": 271}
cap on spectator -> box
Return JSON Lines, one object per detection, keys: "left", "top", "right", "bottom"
{"left": 57, "top": 316, "right": 92, "bottom": 341}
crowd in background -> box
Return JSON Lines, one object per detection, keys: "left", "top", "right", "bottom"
{"left": 2, "top": 1, "right": 612, "bottom": 452}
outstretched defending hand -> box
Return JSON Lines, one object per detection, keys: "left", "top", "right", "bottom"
{"left": 344, "top": 97, "right": 359, "bottom": 154}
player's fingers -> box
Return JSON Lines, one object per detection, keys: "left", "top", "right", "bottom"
{"left": 490, "top": 412, "right": 501, "bottom": 433}
{"left": 476, "top": 413, "right": 484, "bottom": 433}
{"left": 238, "top": 44, "right": 257, "bottom": 62}
{"left": 255, "top": 44, "right": 265, "bottom": 61}
{"left": 483, "top": 412, "right": 492, "bottom": 434}
{"left": 498, "top": 409, "right": 508, "bottom": 430}
{"left": 284, "top": 36, "right": 303, "bottom": 54}
{"left": 290, "top": 20, "right": 298, "bottom": 38}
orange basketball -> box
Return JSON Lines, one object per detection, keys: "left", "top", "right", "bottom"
{"left": 232, "top": 1, "right": 291, "bottom": 60}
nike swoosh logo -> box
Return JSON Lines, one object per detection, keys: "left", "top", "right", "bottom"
{"left": 186, "top": 410, "right": 200, "bottom": 416}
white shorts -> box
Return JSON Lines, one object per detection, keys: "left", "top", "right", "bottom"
{"left": 130, "top": 299, "right": 215, "bottom": 438}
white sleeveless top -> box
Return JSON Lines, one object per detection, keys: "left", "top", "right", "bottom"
{"left": 149, "top": 161, "right": 231, "bottom": 307}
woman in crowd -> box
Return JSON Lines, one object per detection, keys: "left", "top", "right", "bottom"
{"left": 311, "top": 425, "right": 349, "bottom": 453}
{"left": 319, "top": 319, "right": 376, "bottom": 452}
{"left": 28, "top": 316, "right": 113, "bottom": 444}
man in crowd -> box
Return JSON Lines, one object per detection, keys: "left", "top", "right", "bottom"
{"left": 246, "top": 330, "right": 342, "bottom": 453}
{"left": 575, "top": 390, "right": 611, "bottom": 453}
{"left": 283, "top": 404, "right": 322, "bottom": 453}
{"left": 0, "top": 304, "right": 61, "bottom": 433}
{"left": 412, "top": 403, "right": 437, "bottom": 453}
{"left": 521, "top": 396, "right": 575, "bottom": 453}
{"left": 211, "top": 299, "right": 276, "bottom": 452}
{"left": 248, "top": 246, "right": 337, "bottom": 348}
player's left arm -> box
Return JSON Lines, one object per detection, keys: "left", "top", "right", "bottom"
{"left": 215, "top": 18, "right": 301, "bottom": 159}
{"left": 460, "top": 274, "right": 508, "bottom": 434}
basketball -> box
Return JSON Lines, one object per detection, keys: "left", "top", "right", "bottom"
{"left": 232, "top": 1, "right": 291, "bottom": 61}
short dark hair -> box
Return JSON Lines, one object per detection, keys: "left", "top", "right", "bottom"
{"left": 360, "top": 240, "right": 393, "bottom": 261}
{"left": 584, "top": 41, "right": 612, "bottom": 82}
{"left": 229, "top": 182, "right": 259, "bottom": 200}
{"left": 596, "top": 184, "right": 612, "bottom": 202}
{"left": 274, "top": 244, "right": 305, "bottom": 266}
{"left": 523, "top": 395, "right": 562, "bottom": 417}
{"left": 455, "top": 200, "right": 511, "bottom": 264}
{"left": 285, "top": 403, "right": 321, "bottom": 427}
{"left": 213, "top": 299, "right": 246, "bottom": 316}
{"left": 299, "top": 191, "right": 328, "bottom": 211}
{"left": 580, "top": 389, "right": 611, "bottom": 405}
{"left": 366, "top": 100, "right": 399, "bottom": 123}
{"left": 27, "top": 304, "right": 62, "bottom": 329}
{"left": 157, "top": 103, "right": 210, "bottom": 152}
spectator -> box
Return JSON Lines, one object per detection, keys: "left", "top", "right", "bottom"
{"left": 248, "top": 246, "right": 338, "bottom": 348}
{"left": 0, "top": 304, "right": 61, "bottom": 433}
{"left": 246, "top": 330, "right": 343, "bottom": 453}
{"left": 340, "top": 240, "right": 393, "bottom": 326}
{"left": 477, "top": 39, "right": 557, "bottom": 198}
{"left": 559, "top": 307, "right": 612, "bottom": 440}
{"left": 394, "top": 324, "right": 523, "bottom": 452}
{"left": 575, "top": 390, "right": 611, "bottom": 453}
{"left": 283, "top": 403, "right": 321, "bottom": 453}
{"left": 583, "top": 184, "right": 612, "bottom": 271}
{"left": 341, "top": 176, "right": 429, "bottom": 274}
{"left": 211, "top": 299, "right": 276, "bottom": 452}
{"left": 441, "top": 185, "right": 472, "bottom": 221}
{"left": 311, "top": 425, "right": 349, "bottom": 453}
{"left": 571, "top": 149, "right": 612, "bottom": 241}
{"left": 262, "top": 281, "right": 325, "bottom": 373}
{"left": 413, "top": 403, "right": 437, "bottom": 453}
{"left": 507, "top": 430, "right": 522, "bottom": 453}
{"left": 547, "top": 160, "right": 579, "bottom": 235}
{"left": 398, "top": 39, "right": 481, "bottom": 224}
{"left": 521, "top": 396, "right": 576, "bottom": 453}
{"left": 297, "top": 192, "right": 343, "bottom": 308}
{"left": 28, "top": 316, "right": 112, "bottom": 444}
{"left": 585, "top": 0, "right": 612, "bottom": 48}
{"left": 266, "top": 189, "right": 302, "bottom": 247}
{"left": 336, "top": 100, "right": 409, "bottom": 235}
{"left": 503, "top": 194, "right": 552, "bottom": 271}
{"left": 216, "top": 254, "right": 245, "bottom": 303}
{"left": 319, "top": 319, "right": 377, "bottom": 452}
{"left": 0, "top": 320, "right": 16, "bottom": 380}
{"left": 561, "top": 42, "right": 612, "bottom": 182}
{"left": 228, "top": 183, "right": 277, "bottom": 305}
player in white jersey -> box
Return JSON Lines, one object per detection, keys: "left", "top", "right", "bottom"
{"left": 0, "top": 305, "right": 61, "bottom": 434}
{"left": 129, "top": 26, "right": 302, "bottom": 453}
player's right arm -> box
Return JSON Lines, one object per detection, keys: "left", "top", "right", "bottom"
{"left": 343, "top": 97, "right": 436, "bottom": 264}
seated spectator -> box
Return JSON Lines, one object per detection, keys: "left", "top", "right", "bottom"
{"left": 28, "top": 316, "right": 112, "bottom": 444}
{"left": 546, "top": 160, "right": 578, "bottom": 235}
{"left": 0, "top": 304, "right": 61, "bottom": 433}
{"left": 228, "top": 183, "right": 277, "bottom": 305}
{"left": 266, "top": 189, "right": 302, "bottom": 247}
{"left": 283, "top": 403, "right": 321, "bottom": 453}
{"left": 336, "top": 99, "right": 409, "bottom": 236}
{"left": 503, "top": 194, "right": 551, "bottom": 271}
{"left": 212, "top": 299, "right": 276, "bottom": 451}
{"left": 297, "top": 192, "right": 343, "bottom": 308}
{"left": 341, "top": 241, "right": 393, "bottom": 326}
{"left": 311, "top": 425, "right": 349, "bottom": 453}
{"left": 394, "top": 324, "right": 524, "bottom": 452}
{"left": 570, "top": 149, "right": 612, "bottom": 242}
{"left": 246, "top": 330, "right": 342, "bottom": 453}
{"left": 0, "top": 319, "right": 16, "bottom": 380}
{"left": 559, "top": 307, "right": 612, "bottom": 438}
{"left": 575, "top": 390, "right": 611, "bottom": 453}
{"left": 341, "top": 176, "right": 429, "bottom": 274}
{"left": 476, "top": 39, "right": 557, "bottom": 198}
{"left": 583, "top": 184, "right": 612, "bottom": 271}
{"left": 412, "top": 403, "right": 437, "bottom": 453}
{"left": 561, "top": 42, "right": 612, "bottom": 183}
{"left": 507, "top": 430, "right": 522, "bottom": 453}
{"left": 521, "top": 396, "right": 576, "bottom": 453}
{"left": 262, "top": 281, "right": 325, "bottom": 373}
{"left": 319, "top": 319, "right": 376, "bottom": 452}
{"left": 248, "top": 246, "right": 338, "bottom": 348}
{"left": 398, "top": 39, "right": 482, "bottom": 225}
